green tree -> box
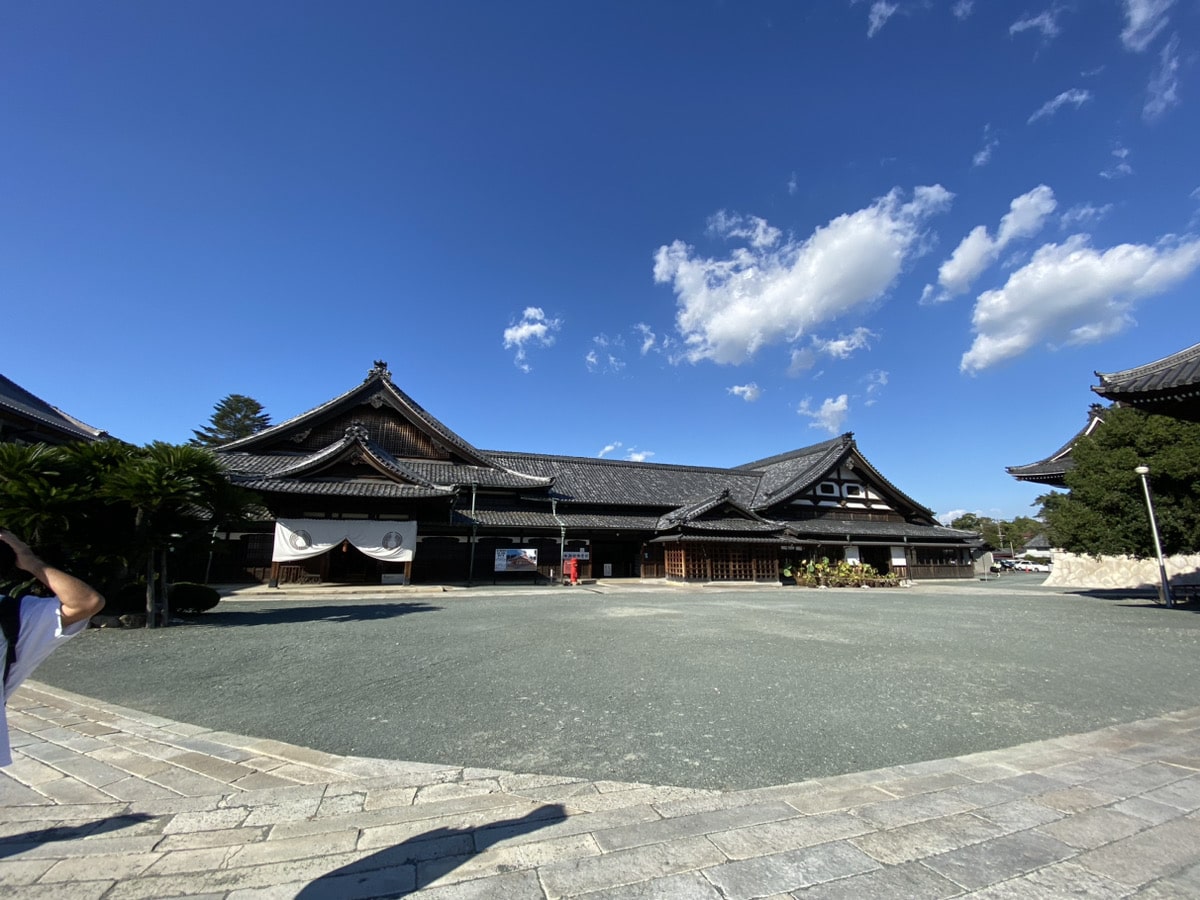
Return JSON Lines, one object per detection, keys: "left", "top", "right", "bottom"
{"left": 104, "top": 443, "right": 252, "bottom": 626}
{"left": 1039, "top": 407, "right": 1200, "bottom": 558}
{"left": 190, "top": 394, "right": 270, "bottom": 447}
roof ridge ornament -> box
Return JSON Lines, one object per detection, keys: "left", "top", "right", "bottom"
{"left": 367, "top": 360, "right": 392, "bottom": 381}
{"left": 345, "top": 422, "right": 370, "bottom": 441}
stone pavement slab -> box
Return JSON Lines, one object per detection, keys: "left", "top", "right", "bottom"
{"left": 4, "top": 680, "right": 1200, "bottom": 897}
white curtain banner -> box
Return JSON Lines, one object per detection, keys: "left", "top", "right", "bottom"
{"left": 273, "top": 519, "right": 417, "bottom": 563}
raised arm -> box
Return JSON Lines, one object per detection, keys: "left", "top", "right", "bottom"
{"left": 0, "top": 529, "right": 105, "bottom": 627}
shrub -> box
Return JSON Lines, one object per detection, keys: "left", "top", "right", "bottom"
{"left": 169, "top": 582, "right": 220, "bottom": 615}
{"left": 107, "top": 582, "right": 151, "bottom": 616}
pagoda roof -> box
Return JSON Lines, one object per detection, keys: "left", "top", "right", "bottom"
{"left": 1092, "top": 342, "right": 1200, "bottom": 422}
{"left": 1006, "top": 406, "right": 1106, "bottom": 487}
{"left": 0, "top": 374, "right": 109, "bottom": 445}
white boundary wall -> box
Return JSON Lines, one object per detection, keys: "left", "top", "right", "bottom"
{"left": 1045, "top": 551, "right": 1200, "bottom": 589}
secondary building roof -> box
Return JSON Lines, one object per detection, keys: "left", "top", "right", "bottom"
{"left": 0, "top": 374, "right": 109, "bottom": 445}
{"left": 1092, "top": 342, "right": 1200, "bottom": 422}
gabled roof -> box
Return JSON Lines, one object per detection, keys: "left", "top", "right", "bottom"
{"left": 220, "top": 362, "right": 497, "bottom": 468}
{"left": 1006, "top": 406, "right": 1105, "bottom": 486}
{"left": 250, "top": 423, "right": 450, "bottom": 490}
{"left": 0, "top": 374, "right": 108, "bottom": 444}
{"left": 737, "top": 434, "right": 935, "bottom": 521}
{"left": 656, "top": 489, "right": 781, "bottom": 533}
{"left": 1092, "top": 342, "right": 1200, "bottom": 422}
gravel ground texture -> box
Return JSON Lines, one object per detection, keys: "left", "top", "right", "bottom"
{"left": 33, "top": 577, "right": 1200, "bottom": 791}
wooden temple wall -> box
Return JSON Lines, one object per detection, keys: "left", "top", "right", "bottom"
{"left": 664, "top": 543, "right": 779, "bottom": 582}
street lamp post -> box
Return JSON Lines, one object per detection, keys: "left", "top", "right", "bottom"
{"left": 1134, "top": 465, "right": 1173, "bottom": 609}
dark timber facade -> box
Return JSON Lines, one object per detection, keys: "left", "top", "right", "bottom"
{"left": 218, "top": 363, "right": 977, "bottom": 585}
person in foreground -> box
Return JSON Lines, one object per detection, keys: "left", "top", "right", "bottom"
{"left": 0, "top": 527, "right": 105, "bottom": 767}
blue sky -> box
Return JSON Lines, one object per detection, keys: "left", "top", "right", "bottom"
{"left": 3, "top": 1, "right": 1198, "bottom": 523}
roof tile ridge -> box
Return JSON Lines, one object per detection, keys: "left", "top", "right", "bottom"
{"left": 1096, "top": 342, "right": 1200, "bottom": 382}
{"left": 482, "top": 449, "right": 751, "bottom": 474}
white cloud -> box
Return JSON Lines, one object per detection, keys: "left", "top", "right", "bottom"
{"left": 707, "top": 210, "right": 781, "bottom": 249}
{"left": 728, "top": 383, "right": 763, "bottom": 402}
{"left": 654, "top": 185, "right": 953, "bottom": 365}
{"left": 1143, "top": 34, "right": 1181, "bottom": 121}
{"left": 1010, "top": 9, "right": 1062, "bottom": 40}
{"left": 972, "top": 125, "right": 999, "bottom": 167}
{"left": 937, "top": 508, "right": 974, "bottom": 526}
{"left": 952, "top": 0, "right": 974, "bottom": 21}
{"left": 798, "top": 395, "right": 850, "bottom": 433}
{"left": 960, "top": 233, "right": 1200, "bottom": 373}
{"left": 598, "top": 440, "right": 654, "bottom": 462}
{"left": 787, "top": 172, "right": 798, "bottom": 195}
{"left": 586, "top": 334, "right": 625, "bottom": 373}
{"left": 867, "top": 1, "right": 899, "bottom": 37}
{"left": 1100, "top": 145, "right": 1134, "bottom": 180}
{"left": 863, "top": 369, "right": 889, "bottom": 405}
{"left": 634, "top": 323, "right": 656, "bottom": 355}
{"left": 1060, "top": 203, "right": 1113, "bottom": 229}
{"left": 814, "top": 327, "right": 876, "bottom": 359}
{"left": 1027, "top": 89, "right": 1092, "bottom": 123}
{"left": 1121, "top": 0, "right": 1174, "bottom": 52}
{"left": 788, "top": 347, "right": 817, "bottom": 376}
{"left": 503, "top": 307, "right": 562, "bottom": 372}
{"left": 926, "top": 185, "right": 1056, "bottom": 302}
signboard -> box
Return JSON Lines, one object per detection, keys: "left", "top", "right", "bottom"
{"left": 891, "top": 546, "right": 908, "bottom": 567}
{"left": 562, "top": 551, "right": 590, "bottom": 560}
{"left": 494, "top": 548, "right": 538, "bottom": 572}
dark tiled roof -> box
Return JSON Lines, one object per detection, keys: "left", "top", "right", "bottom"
{"left": 736, "top": 435, "right": 850, "bottom": 504}
{"left": 649, "top": 534, "right": 792, "bottom": 545}
{"left": 228, "top": 479, "right": 457, "bottom": 499}
{"left": 0, "top": 374, "right": 107, "bottom": 443}
{"left": 1092, "top": 343, "right": 1200, "bottom": 422}
{"left": 483, "top": 451, "right": 762, "bottom": 507}
{"left": 780, "top": 519, "right": 978, "bottom": 542}
{"left": 1006, "top": 406, "right": 1105, "bottom": 486}
{"left": 1095, "top": 342, "right": 1200, "bottom": 394}
{"left": 220, "top": 367, "right": 497, "bottom": 467}
{"left": 449, "top": 505, "right": 661, "bottom": 529}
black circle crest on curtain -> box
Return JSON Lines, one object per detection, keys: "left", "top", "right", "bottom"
{"left": 289, "top": 529, "right": 313, "bottom": 551}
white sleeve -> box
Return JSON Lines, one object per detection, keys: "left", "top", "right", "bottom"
{"left": 5, "top": 596, "right": 88, "bottom": 694}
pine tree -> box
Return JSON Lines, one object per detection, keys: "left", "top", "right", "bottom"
{"left": 190, "top": 394, "right": 271, "bottom": 447}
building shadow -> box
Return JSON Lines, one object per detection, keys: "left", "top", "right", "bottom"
{"left": 296, "top": 803, "right": 568, "bottom": 899}
{"left": 0, "top": 812, "right": 155, "bottom": 860}
{"left": 197, "top": 602, "right": 443, "bottom": 627}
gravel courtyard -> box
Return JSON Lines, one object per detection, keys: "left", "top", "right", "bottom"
{"left": 32, "top": 579, "right": 1200, "bottom": 791}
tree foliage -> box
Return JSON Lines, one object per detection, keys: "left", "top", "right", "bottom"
{"left": 949, "top": 512, "right": 1042, "bottom": 552}
{"left": 1038, "top": 407, "right": 1200, "bottom": 558}
{"left": 190, "top": 394, "right": 270, "bottom": 447}
{"left": 0, "top": 439, "right": 255, "bottom": 625}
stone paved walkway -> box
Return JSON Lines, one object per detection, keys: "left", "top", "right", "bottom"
{"left": 3, "top": 681, "right": 1200, "bottom": 898}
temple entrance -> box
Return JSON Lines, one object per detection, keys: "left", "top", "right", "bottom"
{"left": 325, "top": 541, "right": 381, "bottom": 583}
{"left": 589, "top": 540, "right": 640, "bottom": 577}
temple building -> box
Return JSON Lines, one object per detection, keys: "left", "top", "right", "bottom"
{"left": 1092, "top": 341, "right": 1200, "bottom": 423}
{"left": 1006, "top": 406, "right": 1106, "bottom": 488}
{"left": 1009, "top": 342, "right": 1200, "bottom": 488}
{"left": 0, "top": 374, "right": 108, "bottom": 445}
{"left": 217, "top": 362, "right": 977, "bottom": 585}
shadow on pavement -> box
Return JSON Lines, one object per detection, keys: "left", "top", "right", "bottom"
{"left": 296, "top": 803, "right": 568, "bottom": 898}
{"left": 0, "top": 813, "right": 156, "bottom": 859}
{"left": 199, "top": 602, "right": 443, "bottom": 627}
